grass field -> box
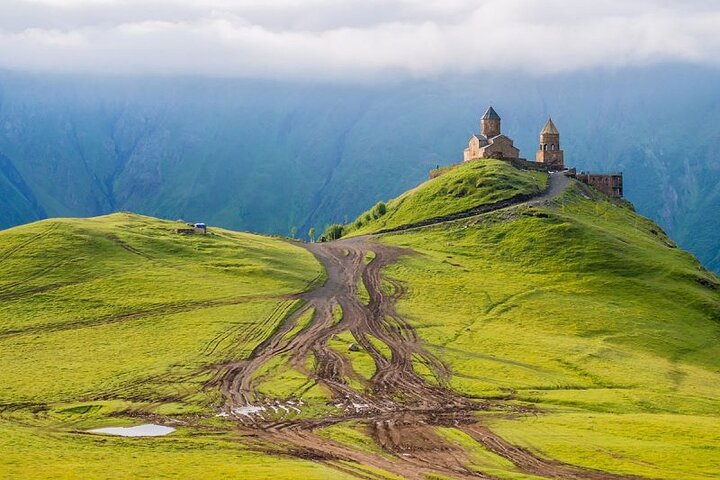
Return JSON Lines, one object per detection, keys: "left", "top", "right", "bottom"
{"left": 378, "top": 182, "right": 720, "bottom": 479}
{"left": 0, "top": 213, "right": 354, "bottom": 479}
{"left": 0, "top": 418, "right": 358, "bottom": 480}
{"left": 345, "top": 159, "right": 547, "bottom": 235}
{"left": 2, "top": 164, "right": 719, "bottom": 479}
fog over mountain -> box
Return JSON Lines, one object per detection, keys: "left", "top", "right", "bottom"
{"left": 1, "top": 65, "right": 719, "bottom": 271}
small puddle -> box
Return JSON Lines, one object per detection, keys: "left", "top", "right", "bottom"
{"left": 88, "top": 424, "right": 175, "bottom": 437}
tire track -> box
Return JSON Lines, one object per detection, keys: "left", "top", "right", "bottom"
{"left": 0, "top": 222, "right": 58, "bottom": 263}
{"left": 214, "top": 240, "right": 492, "bottom": 478}
{"left": 216, "top": 172, "right": 640, "bottom": 479}
{"left": 0, "top": 294, "right": 287, "bottom": 338}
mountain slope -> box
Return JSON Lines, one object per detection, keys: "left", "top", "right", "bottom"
{"left": 1, "top": 162, "right": 719, "bottom": 479}
{"left": 376, "top": 180, "right": 720, "bottom": 478}
{"left": 1, "top": 66, "right": 719, "bottom": 271}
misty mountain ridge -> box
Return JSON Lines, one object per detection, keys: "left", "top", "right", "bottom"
{"left": 0, "top": 64, "right": 719, "bottom": 270}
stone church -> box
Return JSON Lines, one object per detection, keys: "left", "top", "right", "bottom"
{"left": 461, "top": 106, "right": 623, "bottom": 198}
{"left": 463, "top": 107, "right": 521, "bottom": 162}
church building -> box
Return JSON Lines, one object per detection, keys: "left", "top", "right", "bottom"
{"left": 463, "top": 107, "right": 521, "bottom": 162}
{"left": 460, "top": 107, "right": 624, "bottom": 199}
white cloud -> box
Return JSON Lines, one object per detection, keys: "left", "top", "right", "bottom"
{"left": 0, "top": 0, "right": 719, "bottom": 80}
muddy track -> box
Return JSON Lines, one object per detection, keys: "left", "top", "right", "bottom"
{"left": 217, "top": 228, "right": 639, "bottom": 479}
{"left": 217, "top": 239, "right": 457, "bottom": 412}
{"left": 214, "top": 173, "right": 643, "bottom": 479}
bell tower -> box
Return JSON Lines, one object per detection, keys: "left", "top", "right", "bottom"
{"left": 536, "top": 118, "right": 564, "bottom": 170}
{"left": 480, "top": 106, "right": 501, "bottom": 138}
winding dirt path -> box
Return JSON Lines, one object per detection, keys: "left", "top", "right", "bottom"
{"left": 215, "top": 172, "right": 642, "bottom": 479}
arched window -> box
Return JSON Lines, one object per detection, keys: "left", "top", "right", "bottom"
{"left": 551, "top": 144, "right": 555, "bottom": 150}
{"left": 543, "top": 144, "right": 547, "bottom": 151}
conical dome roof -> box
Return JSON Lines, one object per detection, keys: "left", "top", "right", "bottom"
{"left": 481, "top": 106, "right": 501, "bottom": 120}
{"left": 541, "top": 118, "right": 559, "bottom": 135}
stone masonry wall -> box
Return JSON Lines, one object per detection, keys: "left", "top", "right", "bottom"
{"left": 480, "top": 136, "right": 519, "bottom": 159}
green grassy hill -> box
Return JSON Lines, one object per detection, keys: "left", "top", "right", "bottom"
{"left": 378, "top": 181, "right": 720, "bottom": 479}
{"left": 1, "top": 162, "right": 719, "bottom": 479}
{"left": 344, "top": 159, "right": 547, "bottom": 236}
{"left": 0, "top": 213, "right": 346, "bottom": 479}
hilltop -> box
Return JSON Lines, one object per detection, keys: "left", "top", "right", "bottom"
{"left": 1, "top": 163, "right": 719, "bottom": 479}
{"left": 343, "top": 159, "right": 548, "bottom": 236}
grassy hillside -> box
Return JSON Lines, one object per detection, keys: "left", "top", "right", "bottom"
{"left": 0, "top": 213, "right": 351, "bottom": 479}
{"left": 1, "top": 161, "right": 719, "bottom": 479}
{"left": 345, "top": 159, "right": 547, "bottom": 235}
{"left": 378, "top": 182, "right": 720, "bottom": 479}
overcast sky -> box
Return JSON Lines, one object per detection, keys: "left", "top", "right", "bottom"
{"left": 1, "top": 0, "right": 719, "bottom": 80}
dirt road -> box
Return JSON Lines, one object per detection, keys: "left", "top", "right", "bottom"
{"left": 216, "top": 173, "right": 639, "bottom": 479}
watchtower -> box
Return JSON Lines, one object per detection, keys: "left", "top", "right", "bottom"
{"left": 535, "top": 118, "right": 564, "bottom": 170}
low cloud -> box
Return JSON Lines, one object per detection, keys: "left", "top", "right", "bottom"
{"left": 1, "top": 0, "right": 719, "bottom": 80}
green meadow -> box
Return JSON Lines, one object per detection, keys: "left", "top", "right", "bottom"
{"left": 1, "top": 161, "right": 719, "bottom": 479}
{"left": 0, "top": 419, "right": 357, "bottom": 480}
{"left": 345, "top": 159, "right": 547, "bottom": 235}
{"left": 378, "top": 182, "right": 720, "bottom": 479}
{"left": 0, "top": 213, "right": 349, "bottom": 479}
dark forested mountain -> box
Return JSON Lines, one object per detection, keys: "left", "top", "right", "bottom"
{"left": 1, "top": 66, "right": 719, "bottom": 270}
